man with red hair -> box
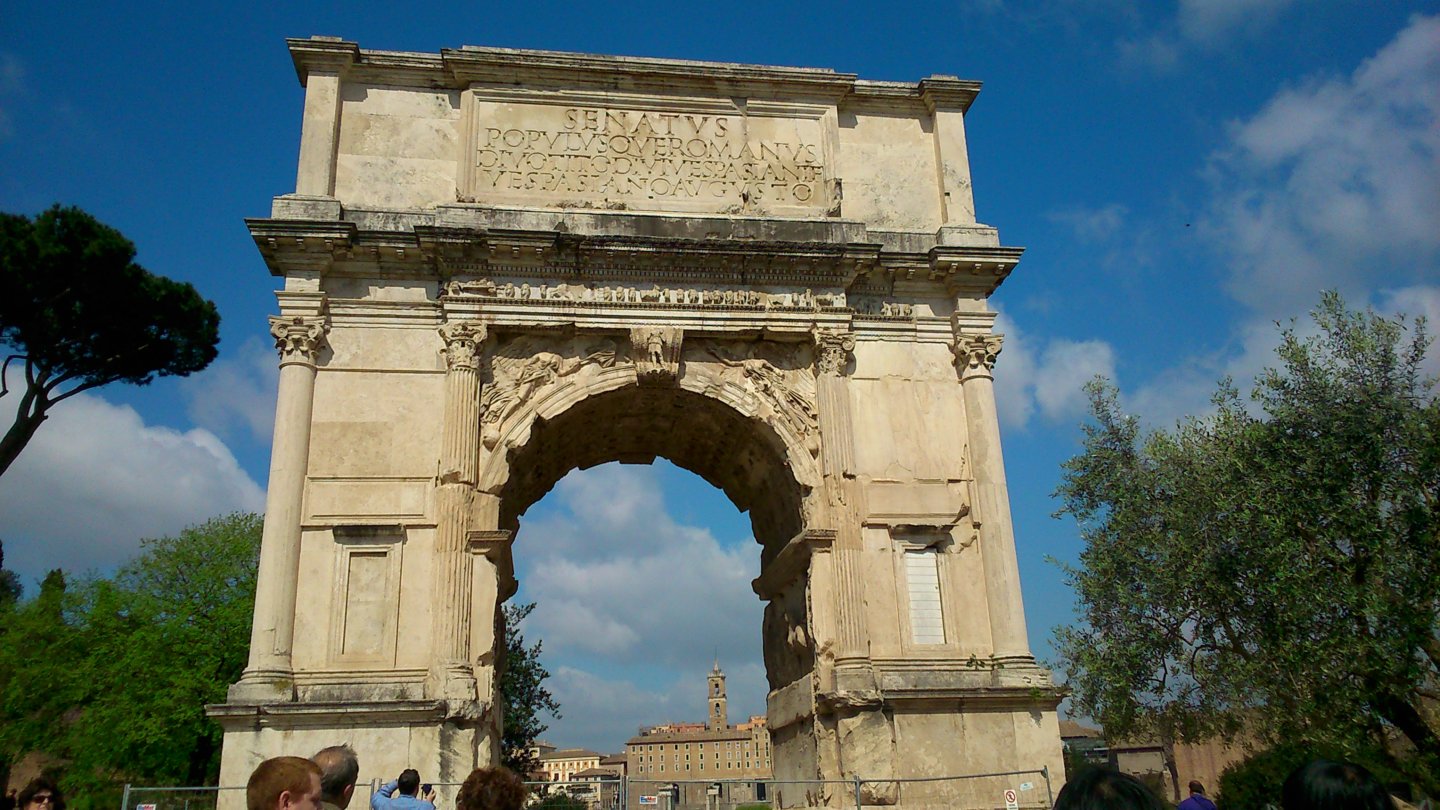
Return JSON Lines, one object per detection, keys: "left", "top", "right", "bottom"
{"left": 247, "top": 757, "right": 324, "bottom": 810}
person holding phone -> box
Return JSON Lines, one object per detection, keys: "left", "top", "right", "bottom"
{"left": 369, "top": 769, "right": 435, "bottom": 810}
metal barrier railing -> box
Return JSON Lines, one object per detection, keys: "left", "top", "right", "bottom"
{"left": 121, "top": 765, "right": 1053, "bottom": 810}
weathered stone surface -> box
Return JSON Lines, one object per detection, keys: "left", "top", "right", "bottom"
{"left": 211, "top": 38, "right": 1064, "bottom": 808}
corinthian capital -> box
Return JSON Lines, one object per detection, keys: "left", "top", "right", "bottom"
{"left": 951, "top": 334, "right": 1004, "bottom": 377}
{"left": 814, "top": 329, "right": 856, "bottom": 377}
{"left": 439, "top": 320, "right": 487, "bottom": 371}
{"left": 269, "top": 315, "right": 329, "bottom": 364}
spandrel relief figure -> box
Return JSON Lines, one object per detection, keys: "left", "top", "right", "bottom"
{"left": 698, "top": 340, "right": 820, "bottom": 456}
{"left": 479, "top": 334, "right": 627, "bottom": 448}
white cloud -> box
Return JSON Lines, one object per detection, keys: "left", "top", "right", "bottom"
{"left": 1204, "top": 13, "right": 1440, "bottom": 319}
{"left": 1118, "top": 0, "right": 1294, "bottom": 71}
{"left": 513, "top": 463, "right": 768, "bottom": 751}
{"left": 0, "top": 383, "right": 264, "bottom": 586}
{"left": 993, "top": 313, "right": 1118, "bottom": 431}
{"left": 1113, "top": 15, "right": 1440, "bottom": 424}
{"left": 182, "top": 336, "right": 279, "bottom": 444}
{"left": 1177, "top": 0, "right": 1294, "bottom": 45}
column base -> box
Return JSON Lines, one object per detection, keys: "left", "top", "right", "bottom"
{"left": 226, "top": 669, "right": 296, "bottom": 703}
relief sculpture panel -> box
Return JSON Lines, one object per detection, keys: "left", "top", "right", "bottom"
{"left": 479, "top": 333, "right": 631, "bottom": 449}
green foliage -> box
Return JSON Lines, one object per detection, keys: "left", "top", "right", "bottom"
{"left": 0, "top": 514, "right": 261, "bottom": 808}
{"left": 1055, "top": 293, "right": 1440, "bottom": 792}
{"left": 1217, "top": 743, "right": 1405, "bottom": 810}
{"left": 0, "top": 540, "right": 21, "bottom": 606}
{"left": 0, "top": 205, "right": 220, "bottom": 477}
{"left": 499, "top": 601, "right": 561, "bottom": 774}
{"left": 530, "top": 793, "right": 587, "bottom": 810}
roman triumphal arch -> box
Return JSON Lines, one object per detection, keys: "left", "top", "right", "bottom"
{"left": 209, "top": 38, "right": 1065, "bottom": 808}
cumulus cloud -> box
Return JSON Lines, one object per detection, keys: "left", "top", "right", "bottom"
{"left": 1176, "top": 0, "right": 1295, "bottom": 44}
{"left": 1203, "top": 13, "right": 1440, "bottom": 318}
{"left": 1119, "top": 0, "right": 1295, "bottom": 71}
{"left": 1112, "top": 15, "right": 1440, "bottom": 424}
{"left": 513, "top": 463, "right": 768, "bottom": 750}
{"left": 182, "top": 336, "right": 279, "bottom": 444}
{"left": 0, "top": 383, "right": 265, "bottom": 587}
{"left": 992, "top": 313, "right": 1118, "bottom": 431}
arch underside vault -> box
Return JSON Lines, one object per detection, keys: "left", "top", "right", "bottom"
{"left": 484, "top": 341, "right": 814, "bottom": 559}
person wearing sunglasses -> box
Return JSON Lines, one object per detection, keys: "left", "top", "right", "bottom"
{"left": 16, "top": 779, "right": 63, "bottom": 810}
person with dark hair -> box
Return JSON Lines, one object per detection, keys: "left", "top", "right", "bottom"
{"left": 1281, "top": 760, "right": 1395, "bottom": 810}
{"left": 370, "top": 769, "right": 435, "bottom": 810}
{"left": 455, "top": 768, "right": 526, "bottom": 810}
{"left": 1052, "top": 768, "right": 1167, "bottom": 810}
{"left": 1178, "top": 780, "right": 1217, "bottom": 810}
{"left": 312, "top": 745, "right": 360, "bottom": 810}
{"left": 247, "top": 757, "right": 324, "bottom": 810}
{"left": 17, "top": 779, "right": 63, "bottom": 810}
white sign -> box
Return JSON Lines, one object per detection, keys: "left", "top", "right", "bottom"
{"left": 137, "top": 804, "right": 158, "bottom": 810}
{"left": 1019, "top": 782, "right": 1034, "bottom": 791}
{"left": 638, "top": 797, "right": 658, "bottom": 806}
{"left": 1004, "top": 788, "right": 1019, "bottom": 810}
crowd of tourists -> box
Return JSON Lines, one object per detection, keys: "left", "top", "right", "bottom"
{"left": 1054, "top": 759, "right": 1409, "bottom": 810}
{"left": 244, "top": 746, "right": 526, "bottom": 810}
{"left": 0, "top": 752, "right": 1415, "bottom": 810}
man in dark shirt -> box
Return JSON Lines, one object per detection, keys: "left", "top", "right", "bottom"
{"left": 1177, "top": 780, "right": 1218, "bottom": 810}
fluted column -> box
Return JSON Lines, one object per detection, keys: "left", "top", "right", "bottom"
{"left": 231, "top": 312, "right": 328, "bottom": 702}
{"left": 430, "top": 320, "right": 487, "bottom": 702}
{"left": 953, "top": 333, "right": 1033, "bottom": 663}
{"left": 812, "top": 329, "right": 874, "bottom": 690}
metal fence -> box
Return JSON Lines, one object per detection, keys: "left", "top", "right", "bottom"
{"left": 121, "top": 767, "right": 1053, "bottom": 810}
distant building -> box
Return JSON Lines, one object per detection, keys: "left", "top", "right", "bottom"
{"left": 539, "top": 747, "right": 604, "bottom": 782}
{"left": 1059, "top": 720, "right": 1107, "bottom": 770}
{"left": 624, "top": 662, "right": 771, "bottom": 808}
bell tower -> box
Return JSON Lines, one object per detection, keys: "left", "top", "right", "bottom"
{"left": 706, "top": 660, "right": 728, "bottom": 731}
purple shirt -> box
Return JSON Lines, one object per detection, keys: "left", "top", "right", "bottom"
{"left": 1178, "top": 795, "right": 1218, "bottom": 810}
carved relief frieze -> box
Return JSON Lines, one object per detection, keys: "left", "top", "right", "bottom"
{"left": 443, "top": 278, "right": 843, "bottom": 310}
{"left": 630, "top": 327, "right": 683, "bottom": 386}
{"left": 693, "top": 339, "right": 820, "bottom": 456}
{"left": 850, "top": 296, "right": 915, "bottom": 318}
{"left": 478, "top": 333, "right": 631, "bottom": 448}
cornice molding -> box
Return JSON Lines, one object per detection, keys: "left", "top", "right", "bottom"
{"left": 918, "top": 76, "right": 983, "bottom": 114}
{"left": 286, "top": 37, "right": 361, "bottom": 85}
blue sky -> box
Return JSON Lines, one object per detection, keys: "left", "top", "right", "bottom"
{"left": 1, "top": 1, "right": 1437, "bottom": 755}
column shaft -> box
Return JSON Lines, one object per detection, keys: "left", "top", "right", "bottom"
{"left": 956, "top": 335, "right": 1032, "bottom": 662}
{"left": 812, "top": 330, "right": 872, "bottom": 681}
{"left": 234, "top": 315, "right": 327, "bottom": 700}
{"left": 431, "top": 322, "right": 486, "bottom": 698}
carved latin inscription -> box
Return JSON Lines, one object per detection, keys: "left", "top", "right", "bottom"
{"left": 466, "top": 100, "right": 830, "bottom": 213}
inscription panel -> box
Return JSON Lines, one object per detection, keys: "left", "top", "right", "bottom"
{"left": 461, "top": 92, "right": 834, "bottom": 216}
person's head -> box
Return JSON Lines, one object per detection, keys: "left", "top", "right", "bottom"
{"left": 312, "top": 745, "right": 359, "bottom": 809}
{"left": 396, "top": 769, "right": 420, "bottom": 797}
{"left": 1188, "top": 781, "right": 1206, "bottom": 796}
{"left": 1281, "top": 759, "right": 1394, "bottom": 810}
{"left": 456, "top": 768, "right": 526, "bottom": 810}
{"left": 1053, "top": 768, "right": 1166, "bottom": 810}
{"left": 18, "top": 778, "right": 64, "bottom": 810}
{"left": 247, "top": 756, "right": 324, "bottom": 810}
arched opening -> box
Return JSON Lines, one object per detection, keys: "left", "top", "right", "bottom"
{"left": 490, "top": 383, "right": 809, "bottom": 564}
{"left": 511, "top": 460, "right": 769, "bottom": 752}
